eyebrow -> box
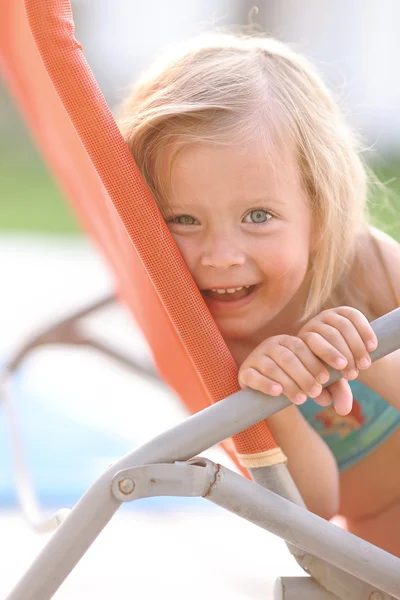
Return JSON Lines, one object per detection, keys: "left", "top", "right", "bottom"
{"left": 165, "top": 197, "right": 284, "bottom": 211}
{"left": 242, "top": 197, "right": 285, "bottom": 207}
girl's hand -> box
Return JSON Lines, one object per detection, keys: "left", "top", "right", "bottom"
{"left": 297, "top": 306, "right": 377, "bottom": 415}
{"left": 238, "top": 334, "right": 335, "bottom": 412}
{"left": 238, "top": 307, "right": 377, "bottom": 416}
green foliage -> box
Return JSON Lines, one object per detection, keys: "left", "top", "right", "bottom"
{"left": 0, "top": 141, "right": 80, "bottom": 234}
{"left": 368, "top": 159, "right": 400, "bottom": 242}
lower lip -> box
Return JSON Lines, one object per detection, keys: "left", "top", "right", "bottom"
{"left": 202, "top": 285, "right": 259, "bottom": 312}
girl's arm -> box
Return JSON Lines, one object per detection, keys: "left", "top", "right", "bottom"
{"left": 238, "top": 308, "right": 378, "bottom": 520}
{"left": 357, "top": 227, "right": 400, "bottom": 409}
{"left": 357, "top": 350, "right": 400, "bottom": 411}
{"left": 266, "top": 405, "right": 340, "bottom": 520}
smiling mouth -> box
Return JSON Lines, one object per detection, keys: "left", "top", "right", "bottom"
{"left": 202, "top": 285, "right": 257, "bottom": 302}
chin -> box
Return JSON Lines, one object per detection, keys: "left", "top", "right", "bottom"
{"left": 213, "top": 299, "right": 296, "bottom": 343}
{"left": 213, "top": 316, "right": 269, "bottom": 343}
{"left": 211, "top": 319, "right": 246, "bottom": 339}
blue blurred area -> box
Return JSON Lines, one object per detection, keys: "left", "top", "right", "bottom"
{"left": 0, "top": 368, "right": 212, "bottom": 512}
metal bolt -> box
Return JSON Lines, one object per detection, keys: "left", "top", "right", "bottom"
{"left": 369, "top": 592, "right": 384, "bottom": 600}
{"left": 118, "top": 478, "right": 135, "bottom": 495}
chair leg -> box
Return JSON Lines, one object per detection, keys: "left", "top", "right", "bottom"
{"left": 274, "top": 577, "right": 339, "bottom": 599}
{"left": 0, "top": 293, "right": 160, "bottom": 533}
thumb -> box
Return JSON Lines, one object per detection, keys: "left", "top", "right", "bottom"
{"left": 328, "top": 379, "right": 353, "bottom": 416}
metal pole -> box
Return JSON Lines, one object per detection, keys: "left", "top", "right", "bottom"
{"left": 205, "top": 463, "right": 400, "bottom": 599}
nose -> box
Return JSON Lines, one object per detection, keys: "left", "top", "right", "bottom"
{"left": 200, "top": 235, "right": 246, "bottom": 269}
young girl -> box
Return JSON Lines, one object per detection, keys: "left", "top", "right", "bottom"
{"left": 117, "top": 33, "right": 400, "bottom": 556}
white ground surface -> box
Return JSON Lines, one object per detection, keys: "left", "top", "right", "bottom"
{"left": 0, "top": 235, "right": 304, "bottom": 599}
{"left": 0, "top": 511, "right": 304, "bottom": 599}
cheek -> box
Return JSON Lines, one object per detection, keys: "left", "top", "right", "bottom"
{"left": 258, "top": 236, "right": 310, "bottom": 280}
{"left": 170, "top": 235, "right": 198, "bottom": 272}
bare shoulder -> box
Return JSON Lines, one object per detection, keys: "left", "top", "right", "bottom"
{"left": 351, "top": 226, "right": 400, "bottom": 316}
{"left": 357, "top": 227, "right": 400, "bottom": 406}
{"left": 370, "top": 224, "right": 400, "bottom": 248}
{"left": 369, "top": 225, "right": 400, "bottom": 281}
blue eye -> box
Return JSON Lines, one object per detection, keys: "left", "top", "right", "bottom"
{"left": 244, "top": 209, "right": 272, "bottom": 224}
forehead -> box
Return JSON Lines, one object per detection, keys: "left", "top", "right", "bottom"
{"left": 163, "top": 138, "right": 304, "bottom": 208}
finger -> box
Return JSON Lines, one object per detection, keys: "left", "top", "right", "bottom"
{"left": 306, "top": 323, "right": 358, "bottom": 375}
{"left": 300, "top": 330, "right": 349, "bottom": 371}
{"left": 327, "top": 379, "right": 353, "bottom": 416}
{"left": 312, "top": 388, "right": 333, "bottom": 407}
{"left": 239, "top": 367, "right": 283, "bottom": 396}
{"left": 321, "top": 312, "right": 372, "bottom": 371}
{"left": 248, "top": 357, "right": 310, "bottom": 405}
{"left": 335, "top": 307, "right": 378, "bottom": 352}
{"left": 268, "top": 340, "right": 328, "bottom": 397}
{"left": 280, "top": 336, "right": 331, "bottom": 384}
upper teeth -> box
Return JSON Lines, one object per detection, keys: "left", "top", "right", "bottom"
{"left": 210, "top": 286, "right": 250, "bottom": 294}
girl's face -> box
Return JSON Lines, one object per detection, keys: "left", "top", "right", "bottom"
{"left": 162, "top": 139, "right": 314, "bottom": 346}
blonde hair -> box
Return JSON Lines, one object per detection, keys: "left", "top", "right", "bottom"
{"left": 117, "top": 33, "right": 370, "bottom": 320}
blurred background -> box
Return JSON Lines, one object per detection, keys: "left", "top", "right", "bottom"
{"left": 0, "top": 1, "right": 399, "bottom": 598}
{"left": 2, "top": 0, "right": 400, "bottom": 236}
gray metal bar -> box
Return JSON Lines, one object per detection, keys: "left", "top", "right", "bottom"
{"left": 204, "top": 463, "right": 400, "bottom": 598}
{"left": 3, "top": 294, "right": 115, "bottom": 373}
{"left": 287, "top": 551, "right": 396, "bottom": 600}
{"left": 111, "top": 461, "right": 397, "bottom": 599}
{"left": 111, "top": 461, "right": 213, "bottom": 502}
{"left": 249, "top": 465, "right": 394, "bottom": 599}
{"left": 1, "top": 292, "right": 159, "bottom": 383}
{"left": 250, "top": 463, "right": 306, "bottom": 506}
{"left": 197, "top": 459, "right": 398, "bottom": 599}
{"left": 5, "top": 308, "right": 400, "bottom": 599}
{"left": 274, "top": 577, "right": 339, "bottom": 599}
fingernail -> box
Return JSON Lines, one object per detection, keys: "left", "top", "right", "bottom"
{"left": 366, "top": 340, "right": 377, "bottom": 351}
{"left": 295, "top": 392, "right": 307, "bottom": 404}
{"left": 335, "top": 357, "right": 347, "bottom": 369}
{"left": 270, "top": 384, "right": 282, "bottom": 395}
{"left": 357, "top": 357, "right": 371, "bottom": 369}
{"left": 317, "top": 372, "right": 329, "bottom": 384}
{"left": 310, "top": 385, "right": 322, "bottom": 397}
{"left": 345, "top": 369, "right": 358, "bottom": 380}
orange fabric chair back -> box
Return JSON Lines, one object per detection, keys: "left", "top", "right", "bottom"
{"left": 0, "top": 0, "right": 278, "bottom": 470}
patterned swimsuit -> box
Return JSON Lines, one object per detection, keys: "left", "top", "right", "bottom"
{"left": 299, "top": 380, "right": 400, "bottom": 471}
